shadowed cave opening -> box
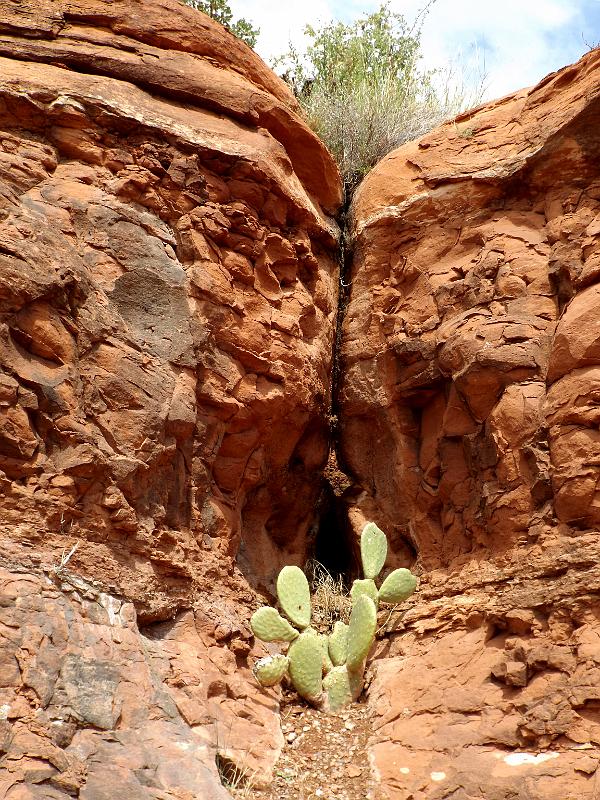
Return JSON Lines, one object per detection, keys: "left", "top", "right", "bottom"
{"left": 311, "top": 481, "right": 356, "bottom": 581}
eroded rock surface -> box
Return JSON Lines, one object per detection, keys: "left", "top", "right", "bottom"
{"left": 343, "top": 49, "right": 600, "bottom": 564}
{"left": 342, "top": 50, "right": 600, "bottom": 798}
{"left": 0, "top": 566, "right": 282, "bottom": 799}
{"left": 0, "top": 1, "right": 342, "bottom": 796}
{"left": 0, "top": 0, "right": 341, "bottom": 618}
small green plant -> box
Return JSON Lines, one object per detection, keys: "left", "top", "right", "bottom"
{"left": 250, "top": 522, "right": 417, "bottom": 711}
{"left": 182, "top": 0, "right": 259, "bottom": 48}
{"left": 273, "top": 3, "right": 484, "bottom": 193}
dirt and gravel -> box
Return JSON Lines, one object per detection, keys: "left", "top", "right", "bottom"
{"left": 251, "top": 692, "right": 377, "bottom": 800}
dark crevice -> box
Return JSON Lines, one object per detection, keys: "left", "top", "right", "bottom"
{"left": 310, "top": 196, "right": 360, "bottom": 582}
{"left": 311, "top": 481, "right": 356, "bottom": 580}
{"left": 329, "top": 200, "right": 353, "bottom": 429}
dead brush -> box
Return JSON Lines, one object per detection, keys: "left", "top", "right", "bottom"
{"left": 215, "top": 752, "right": 256, "bottom": 798}
{"left": 305, "top": 560, "right": 352, "bottom": 630}
{"left": 214, "top": 721, "right": 258, "bottom": 799}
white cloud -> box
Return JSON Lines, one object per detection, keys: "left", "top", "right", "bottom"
{"left": 230, "top": 0, "right": 597, "bottom": 100}
{"left": 229, "top": 0, "right": 335, "bottom": 67}
{"left": 394, "top": 0, "right": 590, "bottom": 98}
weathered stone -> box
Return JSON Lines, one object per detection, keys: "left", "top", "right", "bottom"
{"left": 346, "top": 50, "right": 600, "bottom": 799}
{"left": 0, "top": 567, "right": 281, "bottom": 797}
{"left": 0, "top": 1, "right": 343, "bottom": 795}
{"left": 0, "top": 0, "right": 341, "bottom": 621}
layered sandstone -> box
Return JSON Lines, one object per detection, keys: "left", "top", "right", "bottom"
{"left": 0, "top": 1, "right": 341, "bottom": 796}
{"left": 342, "top": 51, "right": 600, "bottom": 798}
{"left": 0, "top": 0, "right": 341, "bottom": 617}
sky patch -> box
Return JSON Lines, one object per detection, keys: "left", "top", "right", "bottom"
{"left": 229, "top": 0, "right": 600, "bottom": 100}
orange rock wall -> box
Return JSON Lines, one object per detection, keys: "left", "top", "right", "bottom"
{"left": 0, "top": 0, "right": 341, "bottom": 620}
{"left": 342, "top": 49, "right": 600, "bottom": 568}
{"left": 0, "top": 1, "right": 341, "bottom": 796}
{"left": 344, "top": 50, "right": 600, "bottom": 799}
{"left": 3, "top": 2, "right": 600, "bottom": 798}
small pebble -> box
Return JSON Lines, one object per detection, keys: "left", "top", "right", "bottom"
{"left": 286, "top": 731, "right": 297, "bottom": 743}
{"left": 344, "top": 721, "right": 355, "bottom": 731}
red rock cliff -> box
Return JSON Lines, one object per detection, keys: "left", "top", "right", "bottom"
{"left": 341, "top": 50, "right": 600, "bottom": 798}
{"left": 0, "top": 0, "right": 342, "bottom": 620}
{"left": 0, "top": 4, "right": 341, "bottom": 796}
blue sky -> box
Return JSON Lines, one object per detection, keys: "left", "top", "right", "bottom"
{"left": 230, "top": 0, "right": 600, "bottom": 100}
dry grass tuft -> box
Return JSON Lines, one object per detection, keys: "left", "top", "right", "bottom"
{"left": 215, "top": 752, "right": 257, "bottom": 798}
{"left": 306, "top": 560, "right": 352, "bottom": 629}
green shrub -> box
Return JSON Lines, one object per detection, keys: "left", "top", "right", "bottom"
{"left": 183, "top": 0, "right": 259, "bottom": 48}
{"left": 275, "top": 3, "right": 482, "bottom": 193}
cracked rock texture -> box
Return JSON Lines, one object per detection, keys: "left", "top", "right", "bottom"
{"left": 0, "top": 567, "right": 282, "bottom": 799}
{"left": 0, "top": 0, "right": 341, "bottom": 617}
{"left": 0, "top": 0, "right": 341, "bottom": 797}
{"left": 343, "top": 50, "right": 600, "bottom": 798}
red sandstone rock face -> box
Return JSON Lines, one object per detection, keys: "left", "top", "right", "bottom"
{"left": 343, "top": 48, "right": 600, "bottom": 565}
{"left": 0, "top": 3, "right": 341, "bottom": 795}
{"left": 0, "top": 0, "right": 341, "bottom": 619}
{"left": 343, "top": 51, "right": 600, "bottom": 798}
{"left": 0, "top": 567, "right": 282, "bottom": 798}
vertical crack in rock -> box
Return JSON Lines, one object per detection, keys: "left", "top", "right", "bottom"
{"left": 312, "top": 199, "right": 362, "bottom": 582}
{"left": 4, "top": 3, "right": 600, "bottom": 799}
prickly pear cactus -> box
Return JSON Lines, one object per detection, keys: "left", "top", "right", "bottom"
{"left": 277, "top": 565, "right": 311, "bottom": 629}
{"left": 250, "top": 606, "right": 299, "bottom": 642}
{"left": 253, "top": 654, "right": 289, "bottom": 687}
{"left": 360, "top": 522, "right": 387, "bottom": 579}
{"left": 328, "top": 621, "right": 348, "bottom": 667}
{"left": 346, "top": 594, "right": 377, "bottom": 671}
{"left": 350, "top": 578, "right": 378, "bottom": 607}
{"left": 287, "top": 630, "right": 323, "bottom": 704}
{"left": 250, "top": 522, "right": 418, "bottom": 712}
{"left": 378, "top": 567, "right": 418, "bottom": 604}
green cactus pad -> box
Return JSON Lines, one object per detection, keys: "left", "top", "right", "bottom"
{"left": 346, "top": 594, "right": 377, "bottom": 671}
{"left": 360, "top": 522, "right": 388, "bottom": 579}
{"left": 378, "top": 568, "right": 418, "bottom": 604}
{"left": 250, "top": 606, "right": 299, "bottom": 642}
{"left": 328, "top": 621, "right": 348, "bottom": 667}
{"left": 253, "top": 654, "right": 289, "bottom": 687}
{"left": 323, "top": 665, "right": 352, "bottom": 711}
{"left": 277, "top": 565, "right": 311, "bottom": 629}
{"left": 318, "top": 634, "right": 333, "bottom": 675}
{"left": 287, "top": 630, "right": 323, "bottom": 704}
{"left": 350, "top": 578, "right": 379, "bottom": 607}
{"left": 323, "top": 665, "right": 364, "bottom": 710}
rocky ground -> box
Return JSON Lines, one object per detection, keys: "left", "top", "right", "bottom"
{"left": 245, "top": 693, "right": 376, "bottom": 800}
